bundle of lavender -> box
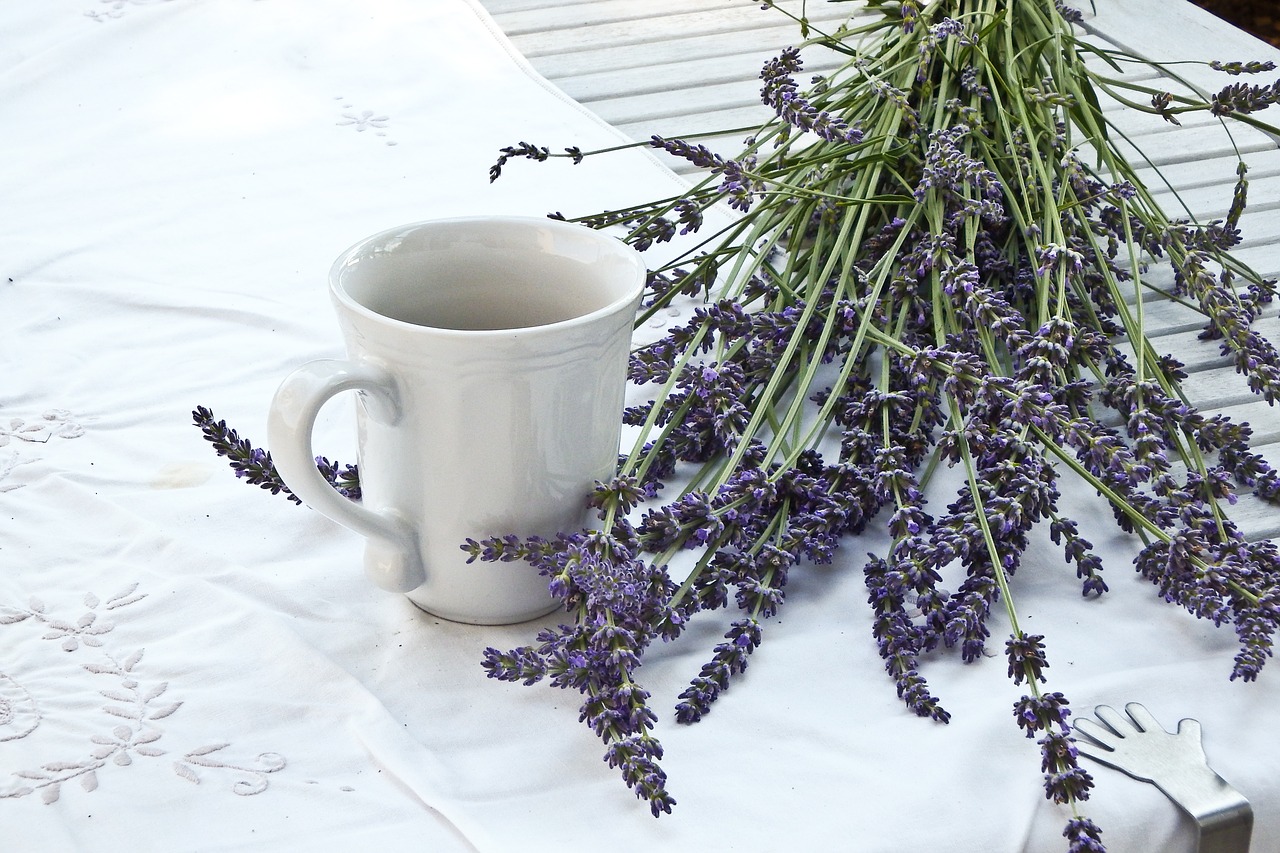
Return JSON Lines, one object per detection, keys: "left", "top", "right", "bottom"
{"left": 198, "top": 0, "right": 1280, "bottom": 846}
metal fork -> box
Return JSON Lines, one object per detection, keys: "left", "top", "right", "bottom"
{"left": 1074, "top": 703, "right": 1253, "bottom": 853}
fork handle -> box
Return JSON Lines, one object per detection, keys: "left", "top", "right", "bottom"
{"left": 1154, "top": 765, "right": 1253, "bottom": 853}
{"left": 1197, "top": 797, "right": 1253, "bottom": 853}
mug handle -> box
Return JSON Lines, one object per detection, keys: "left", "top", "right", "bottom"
{"left": 267, "top": 359, "right": 426, "bottom": 593}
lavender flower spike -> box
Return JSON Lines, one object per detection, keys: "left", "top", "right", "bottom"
{"left": 1210, "top": 80, "right": 1280, "bottom": 117}
{"left": 192, "top": 406, "right": 360, "bottom": 502}
{"left": 761, "top": 48, "right": 863, "bottom": 144}
{"left": 1064, "top": 817, "right": 1106, "bottom": 852}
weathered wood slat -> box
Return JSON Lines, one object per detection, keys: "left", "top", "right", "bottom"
{"left": 481, "top": 0, "right": 605, "bottom": 11}
{"left": 555, "top": 50, "right": 845, "bottom": 105}
{"left": 1147, "top": 174, "right": 1280, "bottom": 221}
{"left": 494, "top": 0, "right": 746, "bottom": 35}
{"left": 504, "top": 3, "right": 853, "bottom": 59}
{"left": 506, "top": 22, "right": 815, "bottom": 78}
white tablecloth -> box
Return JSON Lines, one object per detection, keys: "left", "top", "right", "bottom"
{"left": 3, "top": 2, "right": 1278, "bottom": 851}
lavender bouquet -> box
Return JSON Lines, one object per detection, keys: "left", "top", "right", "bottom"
{"left": 198, "top": 0, "right": 1280, "bottom": 847}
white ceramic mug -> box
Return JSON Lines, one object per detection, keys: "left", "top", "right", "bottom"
{"left": 267, "top": 216, "right": 645, "bottom": 624}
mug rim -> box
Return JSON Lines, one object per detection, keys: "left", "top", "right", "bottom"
{"left": 327, "top": 215, "right": 647, "bottom": 337}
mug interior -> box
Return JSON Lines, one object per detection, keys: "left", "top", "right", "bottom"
{"left": 331, "top": 217, "right": 646, "bottom": 332}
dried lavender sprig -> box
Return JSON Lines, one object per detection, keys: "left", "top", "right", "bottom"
{"left": 465, "top": 500, "right": 678, "bottom": 817}
{"left": 1091, "top": 59, "right": 1280, "bottom": 129}
{"left": 489, "top": 141, "right": 586, "bottom": 182}
{"left": 191, "top": 407, "right": 360, "bottom": 502}
{"left": 1210, "top": 79, "right": 1280, "bottom": 117}
{"left": 760, "top": 47, "right": 863, "bottom": 144}
{"left": 1064, "top": 818, "right": 1107, "bottom": 853}
{"left": 673, "top": 618, "right": 762, "bottom": 723}
{"left": 1210, "top": 60, "right": 1278, "bottom": 76}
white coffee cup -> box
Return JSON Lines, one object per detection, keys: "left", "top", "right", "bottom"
{"left": 267, "top": 216, "right": 645, "bottom": 624}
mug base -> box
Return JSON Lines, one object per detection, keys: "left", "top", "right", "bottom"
{"left": 404, "top": 594, "right": 561, "bottom": 626}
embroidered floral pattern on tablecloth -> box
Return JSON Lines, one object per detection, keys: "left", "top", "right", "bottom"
{"left": 85, "top": 0, "right": 176, "bottom": 22}
{"left": 0, "top": 675, "right": 39, "bottom": 743}
{"left": 0, "top": 584, "right": 286, "bottom": 803}
{"left": 0, "top": 410, "right": 85, "bottom": 446}
{"left": 335, "top": 97, "right": 398, "bottom": 146}
{"left": 0, "top": 453, "right": 33, "bottom": 494}
{"left": 0, "top": 411, "right": 86, "bottom": 493}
